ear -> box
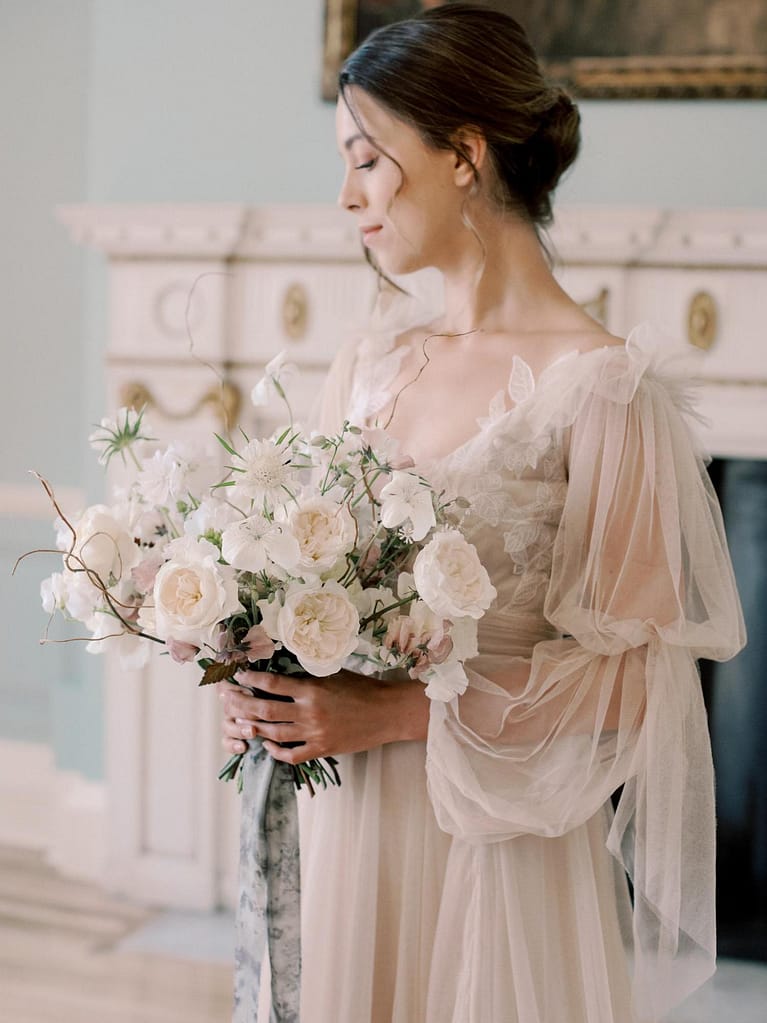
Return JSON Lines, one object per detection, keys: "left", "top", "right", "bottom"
{"left": 451, "top": 126, "right": 487, "bottom": 189}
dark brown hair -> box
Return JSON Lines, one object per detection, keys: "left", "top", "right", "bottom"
{"left": 339, "top": 3, "right": 580, "bottom": 230}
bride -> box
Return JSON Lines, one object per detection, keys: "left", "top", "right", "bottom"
{"left": 220, "top": 6, "right": 745, "bottom": 1021}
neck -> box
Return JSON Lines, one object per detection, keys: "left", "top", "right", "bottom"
{"left": 433, "top": 209, "right": 569, "bottom": 336}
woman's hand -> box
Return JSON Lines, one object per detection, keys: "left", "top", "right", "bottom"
{"left": 218, "top": 668, "right": 430, "bottom": 764}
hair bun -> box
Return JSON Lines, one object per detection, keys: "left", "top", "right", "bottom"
{"left": 521, "top": 89, "right": 581, "bottom": 223}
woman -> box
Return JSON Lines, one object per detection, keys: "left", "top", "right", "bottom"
{"left": 220, "top": 6, "right": 745, "bottom": 1021}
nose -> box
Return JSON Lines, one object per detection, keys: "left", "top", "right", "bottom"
{"left": 337, "top": 170, "right": 363, "bottom": 213}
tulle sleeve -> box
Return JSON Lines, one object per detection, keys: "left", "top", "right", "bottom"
{"left": 425, "top": 336, "right": 746, "bottom": 1018}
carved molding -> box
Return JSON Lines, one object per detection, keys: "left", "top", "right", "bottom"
{"left": 58, "top": 203, "right": 767, "bottom": 268}
{"left": 119, "top": 379, "right": 242, "bottom": 431}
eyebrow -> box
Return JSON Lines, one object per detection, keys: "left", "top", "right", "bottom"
{"left": 344, "top": 132, "right": 379, "bottom": 150}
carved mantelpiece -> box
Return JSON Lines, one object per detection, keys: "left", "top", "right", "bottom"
{"left": 58, "top": 202, "right": 767, "bottom": 909}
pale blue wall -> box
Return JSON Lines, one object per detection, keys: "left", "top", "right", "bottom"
{"left": 2, "top": 0, "right": 766, "bottom": 782}
{"left": 0, "top": 0, "right": 101, "bottom": 779}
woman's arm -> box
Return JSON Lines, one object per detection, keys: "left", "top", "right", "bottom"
{"left": 219, "top": 667, "right": 430, "bottom": 762}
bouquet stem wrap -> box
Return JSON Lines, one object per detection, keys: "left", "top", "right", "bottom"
{"left": 234, "top": 739, "right": 301, "bottom": 1023}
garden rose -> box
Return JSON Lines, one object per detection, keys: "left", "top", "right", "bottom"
{"left": 142, "top": 536, "right": 242, "bottom": 646}
{"left": 284, "top": 496, "right": 357, "bottom": 575}
{"left": 276, "top": 580, "right": 360, "bottom": 677}
{"left": 413, "top": 529, "right": 497, "bottom": 619}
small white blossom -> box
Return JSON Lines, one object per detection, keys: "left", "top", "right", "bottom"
{"left": 221, "top": 514, "right": 301, "bottom": 574}
{"left": 251, "top": 352, "right": 298, "bottom": 407}
{"left": 70, "top": 504, "right": 140, "bottom": 584}
{"left": 379, "top": 471, "right": 436, "bottom": 542}
{"left": 136, "top": 443, "right": 217, "bottom": 507}
{"left": 184, "top": 499, "right": 240, "bottom": 539}
{"left": 422, "top": 660, "right": 469, "bottom": 701}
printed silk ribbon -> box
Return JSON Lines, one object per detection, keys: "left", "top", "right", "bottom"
{"left": 233, "top": 740, "right": 301, "bottom": 1023}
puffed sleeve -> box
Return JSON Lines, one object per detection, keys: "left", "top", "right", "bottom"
{"left": 425, "top": 336, "right": 745, "bottom": 1018}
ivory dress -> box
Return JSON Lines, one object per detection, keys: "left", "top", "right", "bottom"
{"left": 291, "top": 318, "right": 745, "bottom": 1023}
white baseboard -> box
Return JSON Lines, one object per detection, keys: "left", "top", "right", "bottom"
{"left": 0, "top": 739, "right": 106, "bottom": 885}
{"left": 0, "top": 741, "right": 54, "bottom": 848}
{"left": 48, "top": 768, "right": 107, "bottom": 884}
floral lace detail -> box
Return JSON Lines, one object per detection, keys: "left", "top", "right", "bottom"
{"left": 347, "top": 335, "right": 410, "bottom": 428}
{"left": 448, "top": 431, "right": 568, "bottom": 615}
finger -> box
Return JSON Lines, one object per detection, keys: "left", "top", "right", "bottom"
{"left": 255, "top": 722, "right": 304, "bottom": 743}
{"left": 222, "top": 736, "right": 248, "bottom": 754}
{"left": 224, "top": 718, "right": 255, "bottom": 739}
{"left": 222, "top": 691, "right": 263, "bottom": 719}
{"left": 263, "top": 740, "right": 308, "bottom": 765}
{"left": 236, "top": 669, "right": 298, "bottom": 699}
{"left": 250, "top": 699, "right": 300, "bottom": 723}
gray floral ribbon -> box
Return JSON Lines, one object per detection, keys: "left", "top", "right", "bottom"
{"left": 233, "top": 740, "right": 301, "bottom": 1022}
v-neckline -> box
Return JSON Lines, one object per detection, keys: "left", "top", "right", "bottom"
{"left": 362, "top": 335, "right": 621, "bottom": 470}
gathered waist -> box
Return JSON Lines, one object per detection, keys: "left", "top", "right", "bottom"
{"left": 476, "top": 609, "right": 559, "bottom": 659}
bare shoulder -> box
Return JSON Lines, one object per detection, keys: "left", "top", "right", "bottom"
{"left": 555, "top": 327, "right": 625, "bottom": 357}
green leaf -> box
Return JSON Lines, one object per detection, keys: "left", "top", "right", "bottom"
{"left": 214, "top": 433, "right": 239, "bottom": 457}
{"left": 199, "top": 660, "right": 240, "bottom": 686}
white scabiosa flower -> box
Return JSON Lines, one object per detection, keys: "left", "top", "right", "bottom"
{"left": 232, "top": 438, "right": 297, "bottom": 508}
{"left": 379, "top": 470, "right": 436, "bottom": 541}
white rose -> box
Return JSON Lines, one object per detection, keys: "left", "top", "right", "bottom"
{"left": 276, "top": 580, "right": 360, "bottom": 677}
{"left": 71, "top": 504, "right": 139, "bottom": 583}
{"left": 284, "top": 496, "right": 356, "bottom": 575}
{"left": 142, "top": 536, "right": 242, "bottom": 646}
{"left": 413, "top": 529, "right": 496, "bottom": 620}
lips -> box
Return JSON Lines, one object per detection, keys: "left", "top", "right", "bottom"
{"left": 361, "top": 225, "right": 383, "bottom": 244}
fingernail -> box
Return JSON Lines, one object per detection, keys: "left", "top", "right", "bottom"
{"left": 235, "top": 717, "right": 248, "bottom": 725}
{"left": 241, "top": 726, "right": 254, "bottom": 738}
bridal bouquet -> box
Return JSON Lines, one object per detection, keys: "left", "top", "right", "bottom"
{"left": 27, "top": 354, "right": 497, "bottom": 793}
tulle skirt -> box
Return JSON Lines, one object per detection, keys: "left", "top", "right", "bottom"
{"left": 290, "top": 741, "right": 638, "bottom": 1023}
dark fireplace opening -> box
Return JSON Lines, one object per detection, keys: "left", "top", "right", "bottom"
{"left": 701, "top": 457, "right": 767, "bottom": 963}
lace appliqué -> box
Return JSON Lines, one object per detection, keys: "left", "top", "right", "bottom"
{"left": 444, "top": 427, "right": 567, "bottom": 617}
{"left": 347, "top": 335, "right": 409, "bottom": 428}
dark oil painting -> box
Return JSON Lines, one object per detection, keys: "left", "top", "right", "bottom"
{"left": 323, "top": 0, "right": 767, "bottom": 98}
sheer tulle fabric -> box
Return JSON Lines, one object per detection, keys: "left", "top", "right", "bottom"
{"left": 260, "top": 319, "right": 744, "bottom": 1023}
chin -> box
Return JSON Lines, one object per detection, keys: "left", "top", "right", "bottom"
{"left": 376, "top": 247, "right": 430, "bottom": 279}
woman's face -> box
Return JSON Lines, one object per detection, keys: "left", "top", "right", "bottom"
{"left": 335, "top": 87, "right": 470, "bottom": 276}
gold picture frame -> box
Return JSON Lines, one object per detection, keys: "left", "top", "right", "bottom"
{"left": 322, "top": 0, "right": 767, "bottom": 101}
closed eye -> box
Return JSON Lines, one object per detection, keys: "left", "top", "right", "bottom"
{"left": 355, "top": 158, "right": 377, "bottom": 171}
